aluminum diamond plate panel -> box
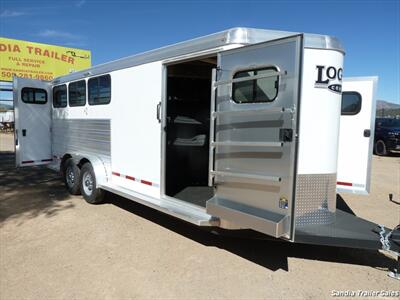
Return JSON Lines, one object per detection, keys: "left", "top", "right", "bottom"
{"left": 295, "top": 173, "right": 336, "bottom": 226}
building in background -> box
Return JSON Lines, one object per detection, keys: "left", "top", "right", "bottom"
{"left": 0, "top": 110, "right": 13, "bottom": 122}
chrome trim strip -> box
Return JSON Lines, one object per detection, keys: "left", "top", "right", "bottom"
{"left": 211, "top": 170, "right": 281, "bottom": 182}
{"left": 208, "top": 68, "right": 217, "bottom": 186}
{"left": 212, "top": 107, "right": 293, "bottom": 118}
{"left": 211, "top": 141, "right": 283, "bottom": 148}
{"left": 214, "top": 70, "right": 286, "bottom": 86}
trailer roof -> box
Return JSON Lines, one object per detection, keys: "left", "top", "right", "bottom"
{"left": 54, "top": 27, "right": 344, "bottom": 84}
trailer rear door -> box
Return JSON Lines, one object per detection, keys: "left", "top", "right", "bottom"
{"left": 337, "top": 77, "right": 378, "bottom": 194}
{"left": 13, "top": 77, "right": 52, "bottom": 167}
{"left": 206, "top": 35, "right": 302, "bottom": 240}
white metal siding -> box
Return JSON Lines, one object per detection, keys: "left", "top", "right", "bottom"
{"left": 297, "top": 49, "right": 344, "bottom": 175}
{"left": 110, "top": 62, "right": 162, "bottom": 198}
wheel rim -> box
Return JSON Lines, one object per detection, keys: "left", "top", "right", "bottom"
{"left": 376, "top": 141, "right": 385, "bottom": 155}
{"left": 83, "top": 171, "right": 94, "bottom": 196}
{"left": 66, "top": 166, "right": 75, "bottom": 187}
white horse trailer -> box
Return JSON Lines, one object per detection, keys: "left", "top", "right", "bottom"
{"left": 12, "top": 28, "right": 400, "bottom": 267}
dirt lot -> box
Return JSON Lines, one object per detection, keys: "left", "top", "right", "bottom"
{"left": 0, "top": 132, "right": 399, "bottom": 299}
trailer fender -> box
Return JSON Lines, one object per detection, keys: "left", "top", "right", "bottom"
{"left": 69, "top": 154, "right": 109, "bottom": 188}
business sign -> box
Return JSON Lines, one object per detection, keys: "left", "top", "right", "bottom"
{"left": 0, "top": 37, "right": 91, "bottom": 82}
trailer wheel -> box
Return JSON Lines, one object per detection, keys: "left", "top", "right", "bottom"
{"left": 374, "top": 140, "right": 388, "bottom": 156}
{"left": 80, "top": 162, "right": 104, "bottom": 204}
{"left": 63, "top": 158, "right": 81, "bottom": 195}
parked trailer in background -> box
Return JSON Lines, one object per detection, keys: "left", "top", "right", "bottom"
{"left": 13, "top": 28, "right": 399, "bottom": 277}
{"left": 0, "top": 110, "right": 14, "bottom": 123}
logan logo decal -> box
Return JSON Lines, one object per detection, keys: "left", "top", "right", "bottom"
{"left": 315, "top": 65, "right": 343, "bottom": 94}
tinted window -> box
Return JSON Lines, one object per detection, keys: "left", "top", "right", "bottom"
{"left": 341, "top": 92, "right": 362, "bottom": 115}
{"left": 69, "top": 80, "right": 86, "bottom": 107}
{"left": 232, "top": 67, "right": 279, "bottom": 103}
{"left": 21, "top": 88, "right": 47, "bottom": 104}
{"left": 376, "top": 118, "right": 400, "bottom": 128}
{"left": 88, "top": 74, "right": 111, "bottom": 105}
{"left": 53, "top": 85, "right": 67, "bottom": 108}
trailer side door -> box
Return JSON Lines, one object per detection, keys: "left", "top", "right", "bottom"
{"left": 207, "top": 35, "right": 302, "bottom": 240}
{"left": 337, "top": 77, "right": 378, "bottom": 194}
{"left": 13, "top": 77, "right": 52, "bottom": 167}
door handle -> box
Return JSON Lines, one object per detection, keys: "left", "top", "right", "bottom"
{"left": 156, "top": 102, "right": 162, "bottom": 123}
{"left": 363, "top": 129, "right": 371, "bottom": 137}
{"left": 22, "top": 129, "right": 27, "bottom": 136}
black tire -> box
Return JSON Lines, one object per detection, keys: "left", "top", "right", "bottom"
{"left": 375, "top": 140, "right": 388, "bottom": 156}
{"left": 63, "top": 158, "right": 81, "bottom": 195}
{"left": 80, "top": 162, "right": 104, "bottom": 204}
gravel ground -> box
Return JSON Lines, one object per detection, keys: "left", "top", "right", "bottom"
{"left": 0, "top": 133, "right": 399, "bottom": 299}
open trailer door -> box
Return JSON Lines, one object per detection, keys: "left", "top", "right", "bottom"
{"left": 13, "top": 77, "right": 52, "bottom": 167}
{"left": 206, "top": 35, "right": 302, "bottom": 240}
{"left": 337, "top": 77, "right": 378, "bottom": 194}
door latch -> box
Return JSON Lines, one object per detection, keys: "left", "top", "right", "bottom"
{"left": 279, "top": 128, "right": 293, "bottom": 142}
{"left": 22, "top": 129, "right": 27, "bottom": 136}
{"left": 363, "top": 129, "right": 371, "bottom": 137}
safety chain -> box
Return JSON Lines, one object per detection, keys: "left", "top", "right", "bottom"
{"left": 379, "top": 224, "right": 391, "bottom": 251}
{"left": 378, "top": 224, "right": 400, "bottom": 280}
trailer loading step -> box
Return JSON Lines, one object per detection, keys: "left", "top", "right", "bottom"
{"left": 206, "top": 197, "right": 290, "bottom": 238}
{"left": 101, "top": 183, "right": 217, "bottom": 227}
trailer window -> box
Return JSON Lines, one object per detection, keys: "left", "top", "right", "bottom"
{"left": 88, "top": 74, "right": 111, "bottom": 105}
{"left": 232, "top": 67, "right": 279, "bottom": 103}
{"left": 53, "top": 85, "right": 67, "bottom": 108}
{"left": 341, "top": 91, "right": 362, "bottom": 115}
{"left": 69, "top": 80, "right": 86, "bottom": 107}
{"left": 21, "top": 88, "right": 47, "bottom": 104}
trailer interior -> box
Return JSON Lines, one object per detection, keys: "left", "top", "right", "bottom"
{"left": 165, "top": 56, "right": 217, "bottom": 207}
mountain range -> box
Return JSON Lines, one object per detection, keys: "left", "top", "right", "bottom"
{"left": 376, "top": 100, "right": 400, "bottom": 109}
{"left": 0, "top": 102, "right": 13, "bottom": 111}
{"left": 376, "top": 100, "right": 400, "bottom": 117}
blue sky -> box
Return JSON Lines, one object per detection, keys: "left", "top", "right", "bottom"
{"left": 1, "top": 0, "right": 399, "bottom": 103}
